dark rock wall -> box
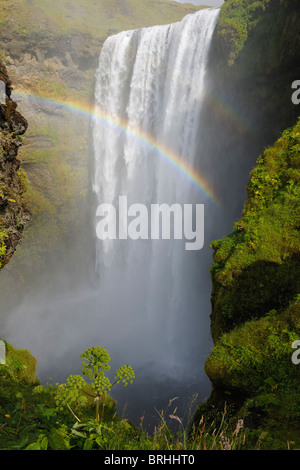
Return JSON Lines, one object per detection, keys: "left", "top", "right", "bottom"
{"left": 0, "top": 60, "right": 30, "bottom": 269}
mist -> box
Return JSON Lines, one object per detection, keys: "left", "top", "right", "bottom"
{"left": 0, "top": 5, "right": 261, "bottom": 430}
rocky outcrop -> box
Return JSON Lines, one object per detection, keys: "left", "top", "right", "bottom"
{"left": 0, "top": 60, "right": 30, "bottom": 269}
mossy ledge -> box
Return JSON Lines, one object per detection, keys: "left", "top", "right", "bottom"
{"left": 208, "top": 0, "right": 300, "bottom": 146}
{"left": 0, "top": 59, "right": 30, "bottom": 269}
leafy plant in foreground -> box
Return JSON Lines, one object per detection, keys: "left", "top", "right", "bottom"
{"left": 56, "top": 346, "right": 135, "bottom": 423}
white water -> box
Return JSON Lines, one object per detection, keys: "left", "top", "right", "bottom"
{"left": 92, "top": 8, "right": 220, "bottom": 385}
{"left": 1, "top": 8, "right": 236, "bottom": 427}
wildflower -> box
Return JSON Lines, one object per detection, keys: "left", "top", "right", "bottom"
{"left": 5, "top": 414, "right": 11, "bottom": 419}
{"left": 220, "top": 433, "right": 231, "bottom": 450}
{"left": 169, "top": 414, "right": 182, "bottom": 425}
{"left": 234, "top": 419, "right": 244, "bottom": 436}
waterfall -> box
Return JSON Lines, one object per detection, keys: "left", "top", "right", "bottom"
{"left": 92, "top": 7, "right": 220, "bottom": 390}
{"left": 0, "top": 4, "right": 280, "bottom": 430}
{"left": 0, "top": 6, "right": 260, "bottom": 428}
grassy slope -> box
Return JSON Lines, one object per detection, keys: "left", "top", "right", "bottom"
{"left": 0, "top": 0, "right": 201, "bottom": 37}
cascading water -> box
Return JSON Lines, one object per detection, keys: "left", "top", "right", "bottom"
{"left": 92, "top": 8, "right": 221, "bottom": 417}
{"left": 1, "top": 6, "right": 254, "bottom": 428}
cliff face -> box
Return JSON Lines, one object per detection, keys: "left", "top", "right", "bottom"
{"left": 203, "top": 120, "right": 300, "bottom": 449}
{"left": 208, "top": 0, "right": 300, "bottom": 146}
{"left": 196, "top": 0, "right": 300, "bottom": 450}
{"left": 0, "top": 60, "right": 30, "bottom": 269}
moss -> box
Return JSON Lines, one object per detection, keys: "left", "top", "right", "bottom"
{"left": 210, "top": 118, "right": 300, "bottom": 339}
{"left": 1, "top": 341, "right": 38, "bottom": 386}
{"left": 201, "top": 119, "right": 300, "bottom": 449}
{"left": 214, "top": 0, "right": 299, "bottom": 68}
{"left": 215, "top": 0, "right": 272, "bottom": 66}
{"left": 0, "top": 96, "right": 30, "bottom": 270}
{"left": 0, "top": 229, "right": 8, "bottom": 267}
{"left": 206, "top": 300, "right": 300, "bottom": 394}
{"left": 208, "top": 0, "right": 300, "bottom": 145}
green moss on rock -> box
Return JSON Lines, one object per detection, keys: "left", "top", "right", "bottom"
{"left": 214, "top": 0, "right": 299, "bottom": 68}
{"left": 206, "top": 300, "right": 300, "bottom": 395}
{"left": 4, "top": 341, "right": 38, "bottom": 385}
{"left": 208, "top": 0, "right": 300, "bottom": 145}
{"left": 0, "top": 59, "right": 31, "bottom": 270}
{"left": 210, "top": 118, "right": 300, "bottom": 339}
{"left": 0, "top": 339, "right": 39, "bottom": 419}
{"left": 199, "top": 119, "right": 300, "bottom": 449}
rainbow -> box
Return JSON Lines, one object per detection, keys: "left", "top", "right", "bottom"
{"left": 12, "top": 88, "right": 223, "bottom": 206}
{"left": 205, "top": 86, "right": 255, "bottom": 137}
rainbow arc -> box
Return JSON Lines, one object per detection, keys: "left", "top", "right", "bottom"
{"left": 13, "top": 88, "right": 225, "bottom": 206}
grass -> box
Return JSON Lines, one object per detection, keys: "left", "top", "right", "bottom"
{"left": 0, "top": 0, "right": 202, "bottom": 39}
{"left": 0, "top": 388, "right": 248, "bottom": 450}
{"left": 2, "top": 342, "right": 295, "bottom": 451}
{"left": 0, "top": 341, "right": 250, "bottom": 451}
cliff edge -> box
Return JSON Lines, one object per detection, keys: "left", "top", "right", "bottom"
{"left": 0, "top": 59, "right": 30, "bottom": 269}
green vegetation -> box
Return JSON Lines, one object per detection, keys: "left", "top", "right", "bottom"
{"left": 215, "top": 0, "right": 299, "bottom": 68}
{"left": 0, "top": 342, "right": 251, "bottom": 450}
{"left": 0, "top": 129, "right": 30, "bottom": 270}
{"left": 1, "top": 337, "right": 298, "bottom": 450}
{"left": 206, "top": 301, "right": 299, "bottom": 394}
{"left": 210, "top": 118, "right": 300, "bottom": 337}
{"left": 216, "top": 0, "right": 272, "bottom": 66}
{"left": 200, "top": 119, "right": 300, "bottom": 450}
{"left": 1, "top": 0, "right": 299, "bottom": 451}
{"left": 0, "top": 227, "right": 8, "bottom": 268}
{"left": 56, "top": 347, "right": 135, "bottom": 424}
{"left": 210, "top": 0, "right": 300, "bottom": 143}
{"left": 0, "top": 0, "right": 201, "bottom": 39}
